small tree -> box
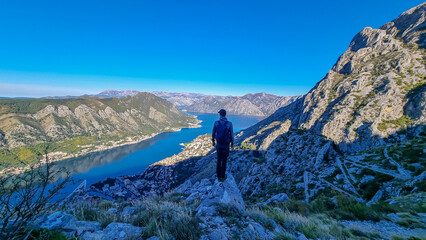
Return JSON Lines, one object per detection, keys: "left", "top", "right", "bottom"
{"left": 0, "top": 143, "right": 71, "bottom": 239}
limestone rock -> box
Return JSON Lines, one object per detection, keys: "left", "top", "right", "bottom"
{"left": 196, "top": 174, "right": 245, "bottom": 217}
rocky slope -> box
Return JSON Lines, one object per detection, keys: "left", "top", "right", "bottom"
{"left": 0, "top": 92, "right": 198, "bottom": 169}
{"left": 185, "top": 93, "right": 301, "bottom": 116}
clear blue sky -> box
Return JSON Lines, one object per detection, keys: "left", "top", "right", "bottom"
{"left": 0, "top": 0, "right": 423, "bottom": 97}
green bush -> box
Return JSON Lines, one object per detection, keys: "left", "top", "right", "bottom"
{"left": 378, "top": 115, "right": 415, "bottom": 132}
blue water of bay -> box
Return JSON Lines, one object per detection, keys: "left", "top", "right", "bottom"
{"left": 56, "top": 112, "right": 263, "bottom": 195}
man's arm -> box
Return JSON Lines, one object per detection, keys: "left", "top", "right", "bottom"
{"left": 229, "top": 122, "right": 234, "bottom": 148}
{"left": 212, "top": 121, "right": 216, "bottom": 147}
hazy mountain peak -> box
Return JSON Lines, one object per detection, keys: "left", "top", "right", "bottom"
{"left": 97, "top": 89, "right": 140, "bottom": 97}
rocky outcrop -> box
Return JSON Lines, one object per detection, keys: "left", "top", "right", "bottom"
{"left": 175, "top": 174, "right": 282, "bottom": 240}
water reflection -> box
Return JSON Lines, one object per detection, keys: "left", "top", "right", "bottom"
{"left": 50, "top": 133, "right": 172, "bottom": 180}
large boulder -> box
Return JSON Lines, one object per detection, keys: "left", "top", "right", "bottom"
{"left": 196, "top": 174, "right": 245, "bottom": 217}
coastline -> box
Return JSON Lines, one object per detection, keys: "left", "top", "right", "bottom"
{"left": 1, "top": 119, "right": 202, "bottom": 176}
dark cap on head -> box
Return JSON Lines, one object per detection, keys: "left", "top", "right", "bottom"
{"left": 218, "top": 109, "right": 226, "bottom": 116}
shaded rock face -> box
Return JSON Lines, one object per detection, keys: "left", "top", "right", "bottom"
{"left": 238, "top": 3, "right": 426, "bottom": 153}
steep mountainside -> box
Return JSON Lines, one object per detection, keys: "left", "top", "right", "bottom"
{"left": 185, "top": 93, "right": 301, "bottom": 116}
{"left": 238, "top": 3, "right": 426, "bottom": 152}
{"left": 0, "top": 92, "right": 198, "bottom": 168}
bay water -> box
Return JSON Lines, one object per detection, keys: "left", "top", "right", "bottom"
{"left": 56, "top": 112, "right": 263, "bottom": 195}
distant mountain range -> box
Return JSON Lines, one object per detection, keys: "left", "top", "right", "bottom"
{"left": 184, "top": 93, "right": 302, "bottom": 116}
{"left": 28, "top": 89, "right": 303, "bottom": 117}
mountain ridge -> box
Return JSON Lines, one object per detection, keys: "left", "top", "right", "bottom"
{"left": 0, "top": 92, "right": 199, "bottom": 170}
{"left": 32, "top": 90, "right": 303, "bottom": 117}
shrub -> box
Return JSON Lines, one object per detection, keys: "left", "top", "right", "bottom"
{"left": 15, "top": 228, "right": 70, "bottom": 240}
{"left": 0, "top": 145, "right": 71, "bottom": 239}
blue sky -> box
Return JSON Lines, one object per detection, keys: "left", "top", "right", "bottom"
{"left": 0, "top": 0, "right": 423, "bottom": 97}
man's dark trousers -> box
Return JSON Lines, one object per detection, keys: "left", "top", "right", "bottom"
{"left": 216, "top": 144, "right": 229, "bottom": 180}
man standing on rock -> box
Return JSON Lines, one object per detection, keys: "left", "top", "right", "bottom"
{"left": 212, "top": 109, "right": 234, "bottom": 182}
